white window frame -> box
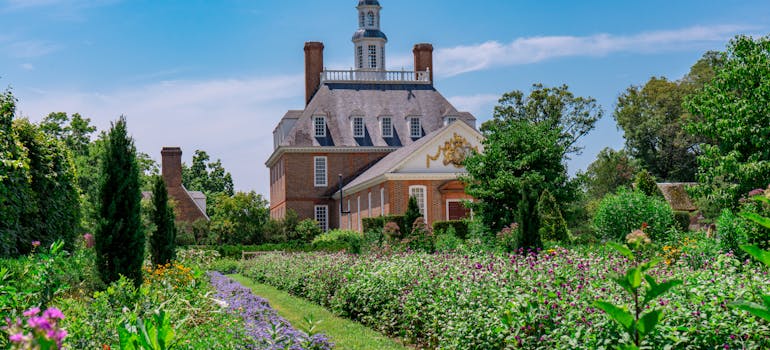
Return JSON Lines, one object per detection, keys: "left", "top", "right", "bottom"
{"left": 380, "top": 187, "right": 385, "bottom": 216}
{"left": 380, "top": 116, "right": 392, "bottom": 137}
{"left": 368, "top": 192, "right": 372, "bottom": 217}
{"left": 409, "top": 116, "right": 421, "bottom": 138}
{"left": 444, "top": 116, "right": 457, "bottom": 126}
{"left": 347, "top": 199, "right": 352, "bottom": 230}
{"left": 357, "top": 196, "right": 361, "bottom": 230}
{"left": 314, "top": 156, "right": 327, "bottom": 187}
{"left": 315, "top": 205, "right": 329, "bottom": 232}
{"left": 408, "top": 185, "right": 427, "bottom": 222}
{"left": 352, "top": 116, "right": 364, "bottom": 138}
{"left": 313, "top": 116, "right": 326, "bottom": 137}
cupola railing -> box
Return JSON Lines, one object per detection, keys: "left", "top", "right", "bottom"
{"left": 320, "top": 68, "right": 431, "bottom": 84}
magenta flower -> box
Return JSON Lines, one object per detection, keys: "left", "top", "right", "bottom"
{"left": 22, "top": 307, "right": 40, "bottom": 317}
{"left": 43, "top": 307, "right": 65, "bottom": 320}
{"left": 9, "top": 332, "right": 24, "bottom": 343}
{"left": 83, "top": 233, "right": 95, "bottom": 248}
{"left": 31, "top": 240, "right": 41, "bottom": 248}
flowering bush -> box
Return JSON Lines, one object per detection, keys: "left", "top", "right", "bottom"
{"left": 4, "top": 307, "right": 67, "bottom": 349}
{"left": 241, "top": 248, "right": 770, "bottom": 349}
{"left": 207, "top": 271, "right": 333, "bottom": 350}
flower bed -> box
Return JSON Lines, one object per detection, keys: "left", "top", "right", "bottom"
{"left": 240, "top": 247, "right": 770, "bottom": 349}
{"left": 208, "top": 271, "right": 333, "bottom": 350}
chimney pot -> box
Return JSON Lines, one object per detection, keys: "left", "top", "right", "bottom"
{"left": 304, "top": 41, "right": 324, "bottom": 105}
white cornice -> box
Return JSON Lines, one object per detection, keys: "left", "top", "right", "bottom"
{"left": 265, "top": 146, "right": 398, "bottom": 167}
{"left": 331, "top": 172, "right": 465, "bottom": 199}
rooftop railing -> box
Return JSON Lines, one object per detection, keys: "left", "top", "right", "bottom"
{"left": 320, "top": 68, "right": 431, "bottom": 84}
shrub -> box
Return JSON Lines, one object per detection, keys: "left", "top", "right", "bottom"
{"left": 716, "top": 209, "right": 749, "bottom": 256}
{"left": 673, "top": 211, "right": 691, "bottom": 232}
{"left": 403, "top": 197, "right": 422, "bottom": 236}
{"left": 312, "top": 230, "right": 362, "bottom": 254}
{"left": 405, "top": 217, "right": 434, "bottom": 253}
{"left": 295, "top": 219, "right": 322, "bottom": 242}
{"left": 537, "top": 189, "right": 570, "bottom": 242}
{"left": 361, "top": 215, "right": 407, "bottom": 236}
{"left": 435, "top": 225, "right": 462, "bottom": 252}
{"left": 634, "top": 169, "right": 662, "bottom": 197}
{"left": 593, "top": 189, "right": 675, "bottom": 241}
{"left": 496, "top": 223, "right": 521, "bottom": 253}
{"left": 383, "top": 221, "right": 402, "bottom": 241}
{"left": 150, "top": 176, "right": 176, "bottom": 266}
{"left": 432, "top": 220, "right": 469, "bottom": 240}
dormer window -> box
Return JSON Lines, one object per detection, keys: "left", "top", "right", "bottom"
{"left": 409, "top": 116, "right": 421, "bottom": 138}
{"left": 352, "top": 116, "right": 364, "bottom": 138}
{"left": 313, "top": 116, "right": 326, "bottom": 137}
{"left": 367, "top": 11, "right": 374, "bottom": 27}
{"left": 380, "top": 116, "right": 392, "bottom": 137}
{"left": 444, "top": 116, "right": 457, "bottom": 126}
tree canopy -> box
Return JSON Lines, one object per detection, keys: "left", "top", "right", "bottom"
{"left": 581, "top": 147, "right": 637, "bottom": 200}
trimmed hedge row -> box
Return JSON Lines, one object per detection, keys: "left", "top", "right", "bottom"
{"left": 189, "top": 243, "right": 313, "bottom": 258}
{"left": 432, "top": 220, "right": 469, "bottom": 239}
{"left": 362, "top": 215, "right": 406, "bottom": 234}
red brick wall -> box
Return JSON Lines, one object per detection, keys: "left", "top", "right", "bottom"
{"left": 161, "top": 147, "right": 207, "bottom": 223}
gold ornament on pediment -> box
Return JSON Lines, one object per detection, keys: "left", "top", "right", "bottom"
{"left": 426, "top": 133, "right": 479, "bottom": 168}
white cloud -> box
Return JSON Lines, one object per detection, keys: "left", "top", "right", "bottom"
{"left": 434, "top": 24, "right": 755, "bottom": 77}
{"left": 447, "top": 93, "right": 499, "bottom": 120}
{"left": 16, "top": 74, "right": 304, "bottom": 196}
{"left": 20, "top": 63, "right": 34, "bottom": 70}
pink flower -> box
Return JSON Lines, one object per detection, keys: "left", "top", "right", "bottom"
{"left": 43, "top": 307, "right": 65, "bottom": 320}
{"left": 9, "top": 332, "right": 24, "bottom": 343}
{"left": 31, "top": 241, "right": 41, "bottom": 248}
{"left": 83, "top": 233, "right": 95, "bottom": 248}
{"left": 23, "top": 307, "right": 40, "bottom": 317}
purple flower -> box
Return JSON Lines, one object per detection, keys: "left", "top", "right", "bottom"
{"left": 43, "top": 307, "right": 65, "bottom": 320}
{"left": 83, "top": 233, "right": 95, "bottom": 248}
{"left": 31, "top": 240, "right": 40, "bottom": 248}
{"left": 23, "top": 307, "right": 40, "bottom": 317}
{"left": 27, "top": 316, "right": 51, "bottom": 331}
{"left": 9, "top": 332, "right": 24, "bottom": 343}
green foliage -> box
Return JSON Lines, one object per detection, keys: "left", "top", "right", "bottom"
{"left": 685, "top": 35, "right": 770, "bottom": 214}
{"left": 403, "top": 196, "right": 422, "bottom": 235}
{"left": 634, "top": 169, "right": 662, "bottom": 197}
{"left": 595, "top": 240, "right": 681, "bottom": 349}
{"left": 672, "top": 211, "right": 691, "bottom": 232}
{"left": 495, "top": 223, "right": 521, "bottom": 253}
{"left": 432, "top": 220, "right": 469, "bottom": 240}
{"left": 464, "top": 118, "right": 570, "bottom": 236}
{"left": 0, "top": 88, "right": 31, "bottom": 258}
{"left": 489, "top": 83, "right": 602, "bottom": 157}
{"left": 593, "top": 190, "right": 675, "bottom": 241}
{"left": 362, "top": 215, "right": 406, "bottom": 236}
{"left": 119, "top": 310, "right": 177, "bottom": 350}
{"left": 434, "top": 225, "right": 462, "bottom": 252}
{"left": 717, "top": 209, "right": 751, "bottom": 256}
{"left": 537, "top": 189, "right": 570, "bottom": 242}
{"left": 181, "top": 150, "right": 233, "bottom": 215}
{"left": 581, "top": 147, "right": 637, "bottom": 200}
{"left": 150, "top": 176, "right": 176, "bottom": 267}
{"left": 312, "top": 230, "right": 362, "bottom": 254}
{"left": 95, "top": 116, "right": 145, "bottom": 288}
{"left": 209, "top": 191, "right": 270, "bottom": 244}
{"left": 295, "top": 219, "right": 323, "bottom": 243}
{"left": 13, "top": 119, "right": 82, "bottom": 255}
{"left": 730, "top": 212, "right": 770, "bottom": 326}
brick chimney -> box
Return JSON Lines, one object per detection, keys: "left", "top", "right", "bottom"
{"left": 304, "top": 41, "right": 324, "bottom": 105}
{"left": 413, "top": 43, "right": 434, "bottom": 82}
{"left": 161, "top": 147, "right": 182, "bottom": 187}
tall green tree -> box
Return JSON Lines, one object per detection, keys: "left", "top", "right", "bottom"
{"left": 182, "top": 150, "right": 234, "bottom": 197}
{"left": 685, "top": 35, "right": 770, "bottom": 215}
{"left": 209, "top": 191, "right": 269, "bottom": 244}
{"left": 488, "top": 83, "right": 602, "bottom": 157}
{"left": 95, "top": 116, "right": 145, "bottom": 287}
{"left": 150, "top": 176, "right": 176, "bottom": 266}
{"left": 14, "top": 119, "right": 81, "bottom": 254}
{"left": 463, "top": 119, "right": 568, "bottom": 247}
{"left": 614, "top": 52, "right": 723, "bottom": 182}
{"left": 581, "top": 147, "right": 637, "bottom": 200}
{"left": 0, "top": 88, "right": 32, "bottom": 257}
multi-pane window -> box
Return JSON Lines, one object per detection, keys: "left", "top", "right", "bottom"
{"left": 314, "top": 156, "right": 327, "bottom": 187}
{"left": 445, "top": 116, "right": 457, "bottom": 126}
{"left": 313, "top": 116, "right": 325, "bottom": 137}
{"left": 409, "top": 117, "right": 421, "bottom": 138}
{"left": 315, "top": 205, "right": 328, "bottom": 231}
{"left": 366, "top": 11, "right": 374, "bottom": 27}
{"left": 357, "top": 46, "right": 363, "bottom": 69}
{"left": 352, "top": 117, "right": 364, "bottom": 137}
{"left": 409, "top": 185, "right": 427, "bottom": 221}
{"left": 359, "top": 12, "right": 364, "bottom": 27}
{"left": 368, "top": 45, "right": 377, "bottom": 69}
{"left": 381, "top": 116, "right": 392, "bottom": 137}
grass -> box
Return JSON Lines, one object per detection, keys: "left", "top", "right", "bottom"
{"left": 229, "top": 274, "right": 409, "bottom": 350}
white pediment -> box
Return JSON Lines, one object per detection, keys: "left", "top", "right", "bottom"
{"left": 394, "top": 121, "right": 484, "bottom": 174}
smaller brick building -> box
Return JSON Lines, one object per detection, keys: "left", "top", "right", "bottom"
{"left": 160, "top": 147, "right": 208, "bottom": 223}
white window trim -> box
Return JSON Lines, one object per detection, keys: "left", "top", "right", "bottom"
{"left": 380, "top": 187, "right": 385, "bottom": 216}
{"left": 347, "top": 199, "right": 352, "bottom": 230}
{"left": 444, "top": 116, "right": 458, "bottom": 126}
{"left": 314, "top": 156, "right": 327, "bottom": 187}
{"left": 368, "top": 192, "right": 372, "bottom": 218}
{"left": 357, "top": 196, "right": 361, "bottom": 230}
{"left": 313, "top": 116, "right": 326, "bottom": 138}
{"left": 408, "top": 185, "right": 428, "bottom": 223}
{"left": 315, "top": 205, "right": 329, "bottom": 232}
{"left": 409, "top": 116, "right": 421, "bottom": 138}
{"left": 380, "top": 116, "right": 393, "bottom": 137}
{"left": 352, "top": 116, "right": 364, "bottom": 138}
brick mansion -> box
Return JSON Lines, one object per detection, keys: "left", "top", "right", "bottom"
{"left": 266, "top": 0, "right": 483, "bottom": 231}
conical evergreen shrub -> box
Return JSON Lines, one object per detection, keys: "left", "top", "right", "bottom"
{"left": 150, "top": 175, "right": 176, "bottom": 266}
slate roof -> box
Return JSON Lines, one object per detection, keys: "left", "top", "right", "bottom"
{"left": 277, "top": 83, "right": 476, "bottom": 148}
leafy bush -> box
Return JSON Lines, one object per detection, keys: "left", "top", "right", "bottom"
{"left": 312, "top": 230, "right": 362, "bottom": 254}
{"left": 496, "top": 223, "right": 521, "bottom": 253}
{"left": 295, "top": 219, "right": 322, "bottom": 242}
{"left": 403, "top": 197, "right": 422, "bottom": 236}
{"left": 435, "top": 226, "right": 462, "bottom": 252}
{"left": 432, "top": 220, "right": 469, "bottom": 240}
{"left": 404, "top": 217, "right": 434, "bottom": 253}
{"left": 672, "top": 211, "right": 691, "bottom": 232}
{"left": 537, "top": 189, "right": 570, "bottom": 242}
{"left": 717, "top": 209, "right": 749, "bottom": 256}
{"left": 203, "top": 243, "right": 312, "bottom": 259}
{"left": 593, "top": 189, "right": 675, "bottom": 241}
{"left": 362, "top": 215, "right": 406, "bottom": 234}
{"left": 634, "top": 169, "right": 662, "bottom": 197}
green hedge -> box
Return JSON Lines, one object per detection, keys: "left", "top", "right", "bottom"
{"left": 191, "top": 243, "right": 313, "bottom": 258}
{"left": 362, "top": 215, "right": 406, "bottom": 234}
{"left": 432, "top": 220, "right": 469, "bottom": 239}
{"left": 311, "top": 230, "right": 363, "bottom": 254}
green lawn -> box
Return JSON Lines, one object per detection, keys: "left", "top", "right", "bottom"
{"left": 228, "top": 274, "right": 409, "bottom": 350}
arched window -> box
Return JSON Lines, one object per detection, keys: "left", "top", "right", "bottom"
{"left": 367, "top": 11, "right": 374, "bottom": 27}
{"left": 359, "top": 12, "right": 365, "bottom": 27}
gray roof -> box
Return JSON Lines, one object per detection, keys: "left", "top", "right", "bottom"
{"left": 278, "top": 83, "right": 476, "bottom": 148}
{"left": 358, "top": 0, "right": 380, "bottom": 6}
{"left": 352, "top": 29, "right": 388, "bottom": 41}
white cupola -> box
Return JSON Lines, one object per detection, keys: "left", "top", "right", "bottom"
{"left": 352, "top": 0, "right": 387, "bottom": 71}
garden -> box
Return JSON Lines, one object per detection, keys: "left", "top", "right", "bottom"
{"left": 1, "top": 32, "right": 770, "bottom": 350}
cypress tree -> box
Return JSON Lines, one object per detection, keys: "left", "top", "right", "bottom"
{"left": 95, "top": 116, "right": 144, "bottom": 287}
{"left": 403, "top": 196, "right": 422, "bottom": 235}
{"left": 537, "top": 188, "right": 569, "bottom": 242}
{"left": 150, "top": 175, "right": 176, "bottom": 266}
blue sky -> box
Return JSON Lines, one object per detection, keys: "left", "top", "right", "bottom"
{"left": 1, "top": 0, "right": 768, "bottom": 196}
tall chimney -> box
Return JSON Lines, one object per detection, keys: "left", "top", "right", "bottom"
{"left": 304, "top": 41, "right": 324, "bottom": 105}
{"left": 413, "top": 43, "right": 434, "bottom": 82}
{"left": 161, "top": 147, "right": 182, "bottom": 187}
